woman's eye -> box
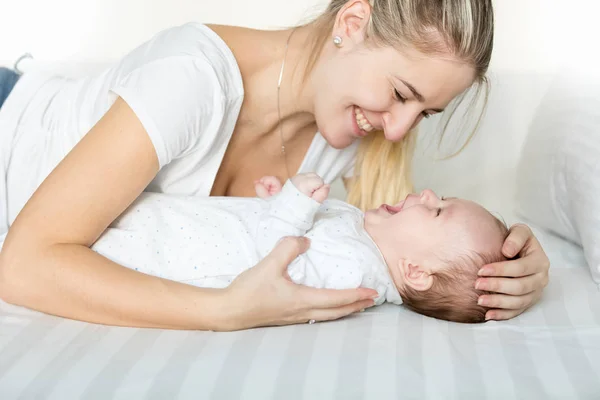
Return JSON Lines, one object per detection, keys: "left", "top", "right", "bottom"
{"left": 394, "top": 89, "right": 407, "bottom": 103}
{"left": 393, "top": 88, "right": 433, "bottom": 119}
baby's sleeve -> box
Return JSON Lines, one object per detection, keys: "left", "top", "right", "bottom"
{"left": 255, "top": 180, "right": 321, "bottom": 258}
{"left": 109, "top": 55, "right": 224, "bottom": 169}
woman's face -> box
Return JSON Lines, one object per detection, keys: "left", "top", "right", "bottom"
{"left": 310, "top": 2, "right": 477, "bottom": 149}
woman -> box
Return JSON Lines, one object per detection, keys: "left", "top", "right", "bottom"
{"left": 0, "top": 0, "right": 549, "bottom": 331}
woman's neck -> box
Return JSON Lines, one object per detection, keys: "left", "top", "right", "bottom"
{"left": 207, "top": 23, "right": 319, "bottom": 142}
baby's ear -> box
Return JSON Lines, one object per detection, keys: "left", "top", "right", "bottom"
{"left": 397, "top": 259, "right": 434, "bottom": 292}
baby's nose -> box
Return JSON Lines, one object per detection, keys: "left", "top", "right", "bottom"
{"left": 420, "top": 189, "right": 440, "bottom": 203}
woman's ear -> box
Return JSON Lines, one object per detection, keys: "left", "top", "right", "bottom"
{"left": 333, "top": 0, "right": 372, "bottom": 47}
{"left": 395, "top": 258, "right": 434, "bottom": 291}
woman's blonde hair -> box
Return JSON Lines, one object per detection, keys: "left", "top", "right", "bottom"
{"left": 300, "top": 0, "right": 494, "bottom": 210}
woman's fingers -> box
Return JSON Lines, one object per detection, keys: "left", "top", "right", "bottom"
{"left": 300, "top": 299, "right": 375, "bottom": 324}
{"left": 474, "top": 222, "right": 550, "bottom": 321}
{"left": 485, "top": 308, "right": 526, "bottom": 321}
{"left": 475, "top": 273, "right": 544, "bottom": 296}
{"left": 263, "top": 236, "right": 310, "bottom": 274}
{"left": 502, "top": 223, "right": 534, "bottom": 258}
{"left": 478, "top": 257, "right": 542, "bottom": 278}
{"left": 495, "top": 223, "right": 550, "bottom": 274}
{"left": 299, "top": 285, "right": 378, "bottom": 309}
{"left": 477, "top": 291, "right": 538, "bottom": 310}
{"left": 228, "top": 236, "right": 376, "bottom": 330}
{"left": 485, "top": 289, "right": 544, "bottom": 320}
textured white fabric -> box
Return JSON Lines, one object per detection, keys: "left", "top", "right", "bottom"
{"left": 2, "top": 265, "right": 599, "bottom": 399}
{"left": 92, "top": 180, "right": 402, "bottom": 305}
{"left": 515, "top": 67, "right": 600, "bottom": 286}
{"left": 0, "top": 22, "right": 358, "bottom": 237}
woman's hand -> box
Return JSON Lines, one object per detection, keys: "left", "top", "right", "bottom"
{"left": 217, "top": 236, "right": 378, "bottom": 331}
{"left": 475, "top": 223, "right": 550, "bottom": 321}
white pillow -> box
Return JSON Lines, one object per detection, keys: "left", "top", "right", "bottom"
{"left": 515, "top": 67, "right": 600, "bottom": 285}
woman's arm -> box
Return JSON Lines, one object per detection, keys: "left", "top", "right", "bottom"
{"left": 475, "top": 223, "right": 550, "bottom": 321}
{"left": 0, "top": 98, "right": 376, "bottom": 330}
{"left": 0, "top": 98, "right": 221, "bottom": 329}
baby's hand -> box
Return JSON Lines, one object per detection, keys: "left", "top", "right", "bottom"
{"left": 255, "top": 176, "right": 283, "bottom": 199}
{"left": 291, "top": 173, "right": 330, "bottom": 203}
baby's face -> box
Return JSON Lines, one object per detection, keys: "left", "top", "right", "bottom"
{"left": 364, "top": 189, "right": 504, "bottom": 268}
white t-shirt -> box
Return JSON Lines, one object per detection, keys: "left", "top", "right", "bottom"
{"left": 92, "top": 180, "right": 403, "bottom": 306}
{"left": 0, "top": 22, "right": 358, "bottom": 236}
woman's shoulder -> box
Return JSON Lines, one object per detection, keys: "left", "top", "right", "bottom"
{"left": 133, "top": 23, "right": 237, "bottom": 69}
{"left": 103, "top": 23, "right": 245, "bottom": 171}
{"left": 114, "top": 22, "right": 243, "bottom": 97}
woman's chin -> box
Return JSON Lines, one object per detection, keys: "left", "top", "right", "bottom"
{"left": 319, "top": 129, "right": 358, "bottom": 150}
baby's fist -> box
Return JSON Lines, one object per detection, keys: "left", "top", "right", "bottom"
{"left": 291, "top": 173, "right": 330, "bottom": 203}
{"left": 255, "top": 176, "right": 283, "bottom": 199}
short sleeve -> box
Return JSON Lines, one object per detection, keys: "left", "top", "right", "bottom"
{"left": 109, "top": 55, "right": 223, "bottom": 169}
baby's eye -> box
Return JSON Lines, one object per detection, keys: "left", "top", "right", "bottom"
{"left": 441, "top": 196, "right": 446, "bottom": 201}
{"left": 436, "top": 208, "right": 442, "bottom": 217}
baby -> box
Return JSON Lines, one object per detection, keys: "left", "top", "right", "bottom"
{"left": 93, "top": 173, "right": 508, "bottom": 323}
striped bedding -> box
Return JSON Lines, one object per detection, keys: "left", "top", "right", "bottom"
{"left": 1, "top": 245, "right": 600, "bottom": 399}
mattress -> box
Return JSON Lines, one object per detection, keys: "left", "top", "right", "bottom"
{"left": 1, "top": 228, "right": 599, "bottom": 399}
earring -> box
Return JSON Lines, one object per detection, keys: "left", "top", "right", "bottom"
{"left": 333, "top": 35, "right": 343, "bottom": 47}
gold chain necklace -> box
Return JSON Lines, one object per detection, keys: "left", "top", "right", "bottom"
{"left": 276, "top": 28, "right": 297, "bottom": 180}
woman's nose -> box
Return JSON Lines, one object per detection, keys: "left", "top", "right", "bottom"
{"left": 382, "top": 111, "right": 414, "bottom": 142}
{"left": 382, "top": 105, "right": 424, "bottom": 142}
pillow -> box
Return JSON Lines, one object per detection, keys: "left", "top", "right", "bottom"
{"left": 515, "top": 66, "right": 600, "bottom": 285}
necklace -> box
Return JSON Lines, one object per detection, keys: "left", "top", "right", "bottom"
{"left": 276, "top": 28, "right": 297, "bottom": 180}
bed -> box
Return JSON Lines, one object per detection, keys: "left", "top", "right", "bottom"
{"left": 1, "top": 222, "right": 599, "bottom": 399}
{"left": 3, "top": 5, "right": 600, "bottom": 398}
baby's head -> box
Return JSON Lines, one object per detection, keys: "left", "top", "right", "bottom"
{"left": 364, "top": 189, "right": 508, "bottom": 323}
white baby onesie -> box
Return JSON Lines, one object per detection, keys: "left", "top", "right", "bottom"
{"left": 92, "top": 181, "right": 403, "bottom": 305}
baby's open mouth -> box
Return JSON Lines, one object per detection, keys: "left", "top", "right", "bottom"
{"left": 382, "top": 201, "right": 404, "bottom": 215}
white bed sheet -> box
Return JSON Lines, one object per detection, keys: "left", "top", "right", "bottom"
{"left": 1, "top": 227, "right": 599, "bottom": 400}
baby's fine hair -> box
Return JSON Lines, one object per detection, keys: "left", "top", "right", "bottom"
{"left": 401, "top": 216, "right": 509, "bottom": 323}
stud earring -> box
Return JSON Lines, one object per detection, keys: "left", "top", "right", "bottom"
{"left": 333, "top": 35, "right": 343, "bottom": 47}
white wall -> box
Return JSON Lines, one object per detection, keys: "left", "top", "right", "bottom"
{"left": 412, "top": 0, "right": 599, "bottom": 221}
{"left": 0, "top": 1, "right": 583, "bottom": 68}
{"left": 1, "top": 0, "right": 597, "bottom": 218}
{"left": 0, "top": 0, "right": 326, "bottom": 65}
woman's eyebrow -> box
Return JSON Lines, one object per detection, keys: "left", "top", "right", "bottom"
{"left": 399, "top": 79, "right": 425, "bottom": 102}
{"left": 396, "top": 76, "right": 445, "bottom": 112}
